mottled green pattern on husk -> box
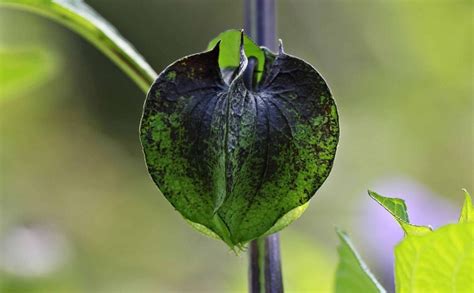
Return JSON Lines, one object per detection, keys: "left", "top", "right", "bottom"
{"left": 140, "top": 32, "right": 339, "bottom": 247}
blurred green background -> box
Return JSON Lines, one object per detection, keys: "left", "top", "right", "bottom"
{"left": 0, "top": 0, "right": 472, "bottom": 292}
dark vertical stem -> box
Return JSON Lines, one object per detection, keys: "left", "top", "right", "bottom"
{"left": 264, "top": 234, "right": 283, "bottom": 292}
{"left": 249, "top": 238, "right": 265, "bottom": 292}
{"left": 248, "top": 239, "right": 261, "bottom": 291}
{"left": 245, "top": 0, "right": 283, "bottom": 292}
{"left": 244, "top": 0, "right": 277, "bottom": 51}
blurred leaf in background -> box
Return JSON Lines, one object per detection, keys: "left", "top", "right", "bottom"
{"left": 0, "top": 0, "right": 157, "bottom": 92}
{"left": 334, "top": 228, "right": 385, "bottom": 293}
{"left": 0, "top": 48, "right": 59, "bottom": 101}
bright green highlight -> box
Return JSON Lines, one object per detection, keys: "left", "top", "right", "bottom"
{"left": 368, "top": 190, "right": 432, "bottom": 236}
{"left": 0, "top": 0, "right": 157, "bottom": 93}
{"left": 335, "top": 228, "right": 385, "bottom": 293}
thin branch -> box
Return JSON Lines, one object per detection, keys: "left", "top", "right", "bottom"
{"left": 0, "top": 0, "right": 157, "bottom": 93}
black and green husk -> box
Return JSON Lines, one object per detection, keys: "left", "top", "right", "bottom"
{"left": 140, "top": 30, "right": 339, "bottom": 247}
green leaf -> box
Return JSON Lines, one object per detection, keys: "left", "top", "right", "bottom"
{"left": 368, "top": 190, "right": 432, "bottom": 236}
{"left": 0, "top": 0, "right": 157, "bottom": 92}
{"left": 262, "top": 202, "right": 309, "bottom": 237}
{"left": 186, "top": 220, "right": 221, "bottom": 241}
{"left": 140, "top": 32, "right": 339, "bottom": 247}
{"left": 395, "top": 223, "right": 474, "bottom": 292}
{"left": 0, "top": 47, "right": 58, "bottom": 100}
{"left": 207, "top": 29, "right": 265, "bottom": 82}
{"left": 367, "top": 189, "right": 474, "bottom": 292}
{"left": 459, "top": 189, "right": 473, "bottom": 223}
{"left": 335, "top": 228, "right": 386, "bottom": 293}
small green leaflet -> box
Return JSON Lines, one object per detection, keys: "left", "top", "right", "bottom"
{"left": 458, "top": 189, "right": 473, "bottom": 223}
{"left": 0, "top": 0, "right": 157, "bottom": 92}
{"left": 140, "top": 31, "right": 339, "bottom": 247}
{"left": 368, "top": 190, "right": 432, "bottom": 236}
{"left": 207, "top": 29, "right": 265, "bottom": 82}
{"left": 335, "top": 228, "right": 386, "bottom": 293}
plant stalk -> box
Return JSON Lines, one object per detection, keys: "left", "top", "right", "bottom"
{"left": 1, "top": 1, "right": 157, "bottom": 93}
{"left": 244, "top": 0, "right": 277, "bottom": 51}
{"left": 245, "top": 0, "right": 283, "bottom": 292}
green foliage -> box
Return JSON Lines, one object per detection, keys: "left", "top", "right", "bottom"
{"left": 140, "top": 31, "right": 339, "bottom": 247}
{"left": 334, "top": 228, "right": 385, "bottom": 293}
{"left": 0, "top": 0, "right": 157, "bottom": 92}
{"left": 337, "top": 190, "right": 473, "bottom": 293}
{"left": 207, "top": 29, "right": 265, "bottom": 82}
{"left": 395, "top": 223, "right": 474, "bottom": 293}
{"left": 368, "top": 190, "right": 432, "bottom": 236}
{"left": 0, "top": 47, "right": 58, "bottom": 100}
{"left": 393, "top": 189, "right": 474, "bottom": 292}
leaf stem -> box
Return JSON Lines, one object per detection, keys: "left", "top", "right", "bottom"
{"left": 1, "top": 0, "right": 157, "bottom": 93}
{"left": 245, "top": 0, "right": 283, "bottom": 292}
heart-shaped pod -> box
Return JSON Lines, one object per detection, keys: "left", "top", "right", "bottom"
{"left": 140, "top": 31, "right": 339, "bottom": 247}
